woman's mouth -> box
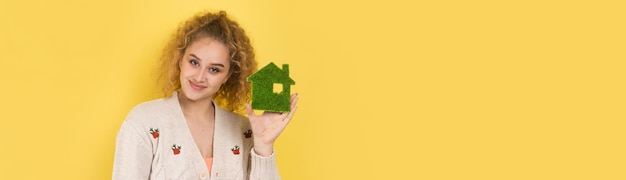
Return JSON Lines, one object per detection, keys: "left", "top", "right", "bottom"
{"left": 189, "top": 81, "right": 207, "bottom": 90}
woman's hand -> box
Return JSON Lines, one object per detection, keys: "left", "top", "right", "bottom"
{"left": 246, "top": 93, "right": 299, "bottom": 156}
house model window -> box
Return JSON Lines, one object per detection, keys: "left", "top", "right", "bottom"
{"left": 247, "top": 62, "right": 295, "bottom": 112}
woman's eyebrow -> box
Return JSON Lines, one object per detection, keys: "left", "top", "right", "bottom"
{"left": 190, "top": 54, "right": 203, "bottom": 61}
{"left": 209, "top": 63, "right": 225, "bottom": 68}
{"left": 190, "top": 53, "right": 225, "bottom": 67}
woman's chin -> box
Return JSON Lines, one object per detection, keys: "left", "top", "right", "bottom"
{"left": 180, "top": 89, "right": 207, "bottom": 101}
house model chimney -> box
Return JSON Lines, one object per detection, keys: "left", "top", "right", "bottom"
{"left": 282, "top": 64, "right": 289, "bottom": 75}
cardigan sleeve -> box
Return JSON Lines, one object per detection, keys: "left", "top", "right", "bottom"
{"left": 112, "top": 120, "right": 153, "bottom": 180}
{"left": 249, "top": 148, "right": 280, "bottom": 180}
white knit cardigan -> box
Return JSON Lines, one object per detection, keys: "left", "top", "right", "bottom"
{"left": 113, "top": 92, "right": 280, "bottom": 180}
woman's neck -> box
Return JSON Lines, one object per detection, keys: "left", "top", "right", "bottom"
{"left": 177, "top": 92, "right": 215, "bottom": 122}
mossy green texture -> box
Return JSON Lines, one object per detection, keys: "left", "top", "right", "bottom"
{"left": 247, "top": 62, "right": 295, "bottom": 112}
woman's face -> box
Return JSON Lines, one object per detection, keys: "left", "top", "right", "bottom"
{"left": 179, "top": 36, "right": 231, "bottom": 102}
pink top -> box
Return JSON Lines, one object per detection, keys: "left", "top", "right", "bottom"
{"left": 204, "top": 157, "right": 213, "bottom": 173}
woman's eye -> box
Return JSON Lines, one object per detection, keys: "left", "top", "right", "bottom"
{"left": 190, "top": 60, "right": 199, "bottom": 66}
{"left": 209, "top": 67, "right": 220, "bottom": 73}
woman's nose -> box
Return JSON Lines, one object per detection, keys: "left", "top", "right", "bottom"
{"left": 194, "top": 69, "right": 206, "bottom": 82}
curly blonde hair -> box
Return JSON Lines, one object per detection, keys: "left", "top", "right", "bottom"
{"left": 157, "top": 11, "right": 257, "bottom": 114}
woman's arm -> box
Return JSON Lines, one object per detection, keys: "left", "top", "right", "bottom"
{"left": 112, "top": 121, "right": 153, "bottom": 179}
{"left": 248, "top": 148, "right": 280, "bottom": 180}
{"left": 245, "top": 93, "right": 299, "bottom": 180}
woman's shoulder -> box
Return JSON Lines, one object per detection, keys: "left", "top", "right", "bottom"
{"left": 215, "top": 104, "right": 250, "bottom": 127}
{"left": 216, "top": 105, "right": 248, "bottom": 120}
{"left": 129, "top": 98, "right": 172, "bottom": 114}
{"left": 124, "top": 96, "right": 178, "bottom": 123}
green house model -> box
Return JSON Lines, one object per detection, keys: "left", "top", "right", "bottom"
{"left": 247, "top": 62, "right": 296, "bottom": 112}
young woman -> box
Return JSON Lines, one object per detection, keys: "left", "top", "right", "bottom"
{"left": 113, "top": 11, "right": 298, "bottom": 180}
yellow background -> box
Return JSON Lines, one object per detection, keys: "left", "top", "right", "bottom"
{"left": 1, "top": 0, "right": 624, "bottom": 179}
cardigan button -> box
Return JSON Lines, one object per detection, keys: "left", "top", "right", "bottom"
{"left": 199, "top": 173, "right": 207, "bottom": 179}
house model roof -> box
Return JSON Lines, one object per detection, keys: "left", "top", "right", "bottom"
{"left": 247, "top": 62, "right": 295, "bottom": 84}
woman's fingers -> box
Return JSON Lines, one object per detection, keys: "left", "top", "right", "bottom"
{"left": 246, "top": 103, "right": 256, "bottom": 117}
{"left": 290, "top": 93, "right": 298, "bottom": 111}
{"left": 283, "top": 106, "right": 297, "bottom": 124}
{"left": 282, "top": 93, "right": 299, "bottom": 123}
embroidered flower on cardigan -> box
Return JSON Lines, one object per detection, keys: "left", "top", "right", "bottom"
{"left": 172, "top": 144, "right": 182, "bottom": 155}
{"left": 243, "top": 129, "right": 252, "bottom": 138}
{"left": 149, "top": 128, "right": 159, "bottom": 139}
{"left": 231, "top": 145, "right": 240, "bottom": 155}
